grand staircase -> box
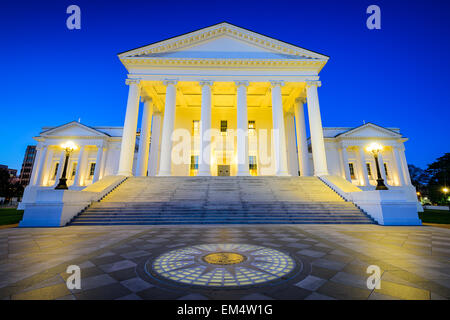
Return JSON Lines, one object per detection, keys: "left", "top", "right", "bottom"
{"left": 69, "top": 176, "right": 376, "bottom": 225}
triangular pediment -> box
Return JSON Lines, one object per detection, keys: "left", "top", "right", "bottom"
{"left": 336, "top": 123, "right": 402, "bottom": 139}
{"left": 41, "top": 121, "right": 110, "bottom": 137}
{"left": 118, "top": 22, "right": 328, "bottom": 62}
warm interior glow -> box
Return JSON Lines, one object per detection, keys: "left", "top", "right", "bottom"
{"left": 61, "top": 141, "right": 78, "bottom": 152}
{"left": 366, "top": 142, "right": 383, "bottom": 154}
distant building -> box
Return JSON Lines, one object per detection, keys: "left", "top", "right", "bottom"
{"left": 0, "top": 164, "right": 19, "bottom": 184}
{"left": 18, "top": 145, "right": 37, "bottom": 186}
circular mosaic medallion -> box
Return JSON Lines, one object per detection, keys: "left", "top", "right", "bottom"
{"left": 150, "top": 244, "right": 296, "bottom": 287}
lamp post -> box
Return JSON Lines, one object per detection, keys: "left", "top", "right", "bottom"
{"left": 443, "top": 187, "right": 449, "bottom": 209}
{"left": 366, "top": 142, "right": 389, "bottom": 190}
{"left": 55, "top": 141, "right": 77, "bottom": 190}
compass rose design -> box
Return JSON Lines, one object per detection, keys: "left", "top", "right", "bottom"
{"left": 150, "top": 244, "right": 295, "bottom": 287}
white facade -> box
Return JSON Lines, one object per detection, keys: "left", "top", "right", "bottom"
{"left": 25, "top": 121, "right": 413, "bottom": 191}
{"left": 18, "top": 22, "right": 421, "bottom": 226}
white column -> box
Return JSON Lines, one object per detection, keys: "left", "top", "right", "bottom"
{"left": 52, "top": 151, "right": 66, "bottom": 187}
{"left": 198, "top": 81, "right": 213, "bottom": 176}
{"left": 270, "top": 81, "right": 289, "bottom": 176}
{"left": 357, "top": 146, "right": 369, "bottom": 186}
{"left": 236, "top": 81, "right": 250, "bottom": 176}
{"left": 393, "top": 147, "right": 407, "bottom": 186}
{"left": 399, "top": 146, "right": 412, "bottom": 185}
{"left": 136, "top": 98, "right": 153, "bottom": 176}
{"left": 33, "top": 145, "right": 48, "bottom": 186}
{"left": 158, "top": 80, "right": 178, "bottom": 176}
{"left": 99, "top": 147, "right": 108, "bottom": 180}
{"left": 306, "top": 81, "right": 328, "bottom": 176}
{"left": 377, "top": 151, "right": 388, "bottom": 183}
{"left": 285, "top": 112, "right": 299, "bottom": 176}
{"left": 339, "top": 146, "right": 352, "bottom": 181}
{"left": 294, "top": 98, "right": 310, "bottom": 176}
{"left": 118, "top": 79, "right": 141, "bottom": 176}
{"left": 73, "top": 145, "right": 86, "bottom": 187}
{"left": 42, "top": 149, "right": 54, "bottom": 186}
{"left": 92, "top": 145, "right": 104, "bottom": 183}
{"left": 148, "top": 112, "right": 162, "bottom": 176}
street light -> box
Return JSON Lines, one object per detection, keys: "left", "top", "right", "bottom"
{"left": 55, "top": 141, "right": 78, "bottom": 190}
{"left": 366, "top": 142, "right": 389, "bottom": 190}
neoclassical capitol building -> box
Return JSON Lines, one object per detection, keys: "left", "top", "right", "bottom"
{"left": 19, "top": 23, "right": 421, "bottom": 227}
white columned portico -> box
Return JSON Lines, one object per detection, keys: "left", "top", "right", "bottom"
{"left": 73, "top": 145, "right": 86, "bottom": 187}
{"left": 148, "top": 112, "right": 162, "bottom": 176}
{"left": 306, "top": 81, "right": 328, "bottom": 176}
{"left": 270, "top": 81, "right": 289, "bottom": 176}
{"left": 198, "top": 81, "right": 213, "bottom": 176}
{"left": 92, "top": 145, "right": 104, "bottom": 183}
{"left": 236, "top": 81, "right": 250, "bottom": 176}
{"left": 136, "top": 97, "right": 153, "bottom": 176}
{"left": 339, "top": 146, "right": 352, "bottom": 181}
{"left": 118, "top": 79, "right": 141, "bottom": 176}
{"left": 158, "top": 80, "right": 178, "bottom": 176}
{"left": 357, "top": 146, "right": 369, "bottom": 186}
{"left": 294, "top": 98, "right": 310, "bottom": 176}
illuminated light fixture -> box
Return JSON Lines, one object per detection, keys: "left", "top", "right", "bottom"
{"left": 55, "top": 141, "right": 78, "bottom": 190}
{"left": 365, "top": 142, "right": 388, "bottom": 190}
{"left": 443, "top": 187, "right": 449, "bottom": 194}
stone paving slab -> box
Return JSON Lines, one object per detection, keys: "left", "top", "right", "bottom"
{"left": 0, "top": 224, "right": 448, "bottom": 300}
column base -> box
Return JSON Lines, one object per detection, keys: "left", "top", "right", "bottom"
{"left": 236, "top": 171, "right": 251, "bottom": 176}
{"left": 157, "top": 172, "right": 172, "bottom": 177}
{"left": 117, "top": 171, "right": 133, "bottom": 177}
{"left": 275, "top": 171, "right": 290, "bottom": 176}
{"left": 314, "top": 171, "right": 329, "bottom": 177}
{"left": 197, "top": 171, "right": 211, "bottom": 176}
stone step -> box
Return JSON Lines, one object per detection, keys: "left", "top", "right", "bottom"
{"left": 70, "top": 176, "right": 375, "bottom": 225}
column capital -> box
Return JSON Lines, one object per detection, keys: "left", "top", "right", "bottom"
{"left": 269, "top": 80, "right": 285, "bottom": 87}
{"left": 163, "top": 79, "right": 178, "bottom": 86}
{"left": 140, "top": 95, "right": 153, "bottom": 103}
{"left": 305, "top": 80, "right": 322, "bottom": 88}
{"left": 125, "top": 78, "right": 142, "bottom": 86}
{"left": 199, "top": 80, "right": 214, "bottom": 87}
{"left": 234, "top": 80, "right": 249, "bottom": 88}
{"left": 295, "top": 97, "right": 307, "bottom": 104}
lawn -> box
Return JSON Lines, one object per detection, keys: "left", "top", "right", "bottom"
{"left": 419, "top": 209, "right": 450, "bottom": 224}
{"left": 0, "top": 208, "right": 24, "bottom": 226}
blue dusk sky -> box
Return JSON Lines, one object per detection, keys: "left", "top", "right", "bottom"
{"left": 0, "top": 0, "right": 449, "bottom": 171}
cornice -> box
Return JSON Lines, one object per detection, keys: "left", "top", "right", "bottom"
{"left": 120, "top": 57, "right": 326, "bottom": 70}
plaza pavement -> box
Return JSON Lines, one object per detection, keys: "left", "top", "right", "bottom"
{"left": 0, "top": 224, "right": 449, "bottom": 300}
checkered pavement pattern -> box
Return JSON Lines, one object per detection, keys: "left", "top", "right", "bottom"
{"left": 0, "top": 224, "right": 449, "bottom": 300}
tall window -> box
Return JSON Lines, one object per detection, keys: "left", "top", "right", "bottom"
{"left": 366, "top": 163, "right": 373, "bottom": 179}
{"left": 384, "top": 163, "right": 390, "bottom": 178}
{"left": 348, "top": 163, "right": 355, "bottom": 180}
{"left": 220, "top": 120, "right": 228, "bottom": 135}
{"left": 71, "top": 162, "right": 77, "bottom": 179}
{"left": 190, "top": 155, "right": 199, "bottom": 176}
{"left": 89, "top": 163, "right": 96, "bottom": 179}
{"left": 192, "top": 120, "right": 200, "bottom": 136}
{"left": 52, "top": 163, "right": 59, "bottom": 179}
{"left": 249, "top": 156, "right": 257, "bottom": 176}
{"left": 248, "top": 120, "right": 256, "bottom": 136}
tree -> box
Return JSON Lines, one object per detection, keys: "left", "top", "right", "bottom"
{"left": 425, "top": 153, "right": 450, "bottom": 205}
{"left": 408, "top": 164, "right": 430, "bottom": 193}
{"left": 0, "top": 168, "right": 24, "bottom": 203}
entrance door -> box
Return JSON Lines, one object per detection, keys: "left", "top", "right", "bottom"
{"left": 217, "top": 165, "right": 230, "bottom": 176}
